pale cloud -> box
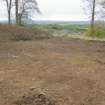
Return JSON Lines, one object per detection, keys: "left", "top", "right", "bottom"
{"left": 0, "top": 0, "right": 88, "bottom": 21}
{"left": 0, "top": 1, "right": 7, "bottom": 20}
{"left": 34, "top": 0, "right": 88, "bottom": 20}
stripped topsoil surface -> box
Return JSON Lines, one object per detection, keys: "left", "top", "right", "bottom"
{"left": 0, "top": 38, "right": 105, "bottom": 105}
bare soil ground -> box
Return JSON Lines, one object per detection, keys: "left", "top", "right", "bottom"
{"left": 0, "top": 38, "right": 105, "bottom": 105}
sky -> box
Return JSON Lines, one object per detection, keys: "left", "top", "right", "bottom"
{"left": 0, "top": 0, "right": 88, "bottom": 21}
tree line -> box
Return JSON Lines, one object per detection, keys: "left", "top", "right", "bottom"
{"left": 3, "top": 0, "right": 40, "bottom": 25}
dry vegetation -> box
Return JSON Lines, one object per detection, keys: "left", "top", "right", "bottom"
{"left": 0, "top": 25, "right": 105, "bottom": 105}
{"left": 0, "top": 24, "right": 52, "bottom": 41}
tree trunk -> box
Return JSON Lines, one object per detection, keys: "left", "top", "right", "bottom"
{"left": 18, "top": 14, "right": 22, "bottom": 26}
{"left": 91, "top": 0, "right": 96, "bottom": 35}
{"left": 15, "top": 0, "right": 19, "bottom": 24}
{"left": 8, "top": 10, "right": 11, "bottom": 24}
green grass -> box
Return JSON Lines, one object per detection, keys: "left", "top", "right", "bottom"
{"left": 32, "top": 24, "right": 89, "bottom": 33}
{"left": 87, "top": 25, "right": 105, "bottom": 38}
{"left": 32, "top": 23, "right": 105, "bottom": 39}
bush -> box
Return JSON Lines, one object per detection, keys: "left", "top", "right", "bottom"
{"left": 12, "top": 34, "right": 32, "bottom": 41}
{"left": 0, "top": 25, "right": 52, "bottom": 41}
{"left": 87, "top": 25, "right": 105, "bottom": 38}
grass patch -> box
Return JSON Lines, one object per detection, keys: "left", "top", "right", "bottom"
{"left": 87, "top": 25, "right": 105, "bottom": 38}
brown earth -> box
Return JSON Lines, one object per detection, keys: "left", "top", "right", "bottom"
{"left": 0, "top": 38, "right": 105, "bottom": 105}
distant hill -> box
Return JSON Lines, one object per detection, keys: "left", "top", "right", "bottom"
{"left": 0, "top": 20, "right": 15, "bottom": 24}
{"left": 0, "top": 19, "right": 90, "bottom": 25}
{"left": 31, "top": 20, "right": 90, "bottom": 25}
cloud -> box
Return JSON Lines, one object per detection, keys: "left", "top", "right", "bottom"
{"left": 34, "top": 0, "right": 87, "bottom": 20}
{"left": 0, "top": 0, "right": 87, "bottom": 21}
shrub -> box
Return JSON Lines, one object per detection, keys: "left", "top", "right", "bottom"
{"left": 87, "top": 25, "right": 105, "bottom": 38}
{"left": 12, "top": 34, "right": 32, "bottom": 41}
{"left": 0, "top": 25, "right": 52, "bottom": 41}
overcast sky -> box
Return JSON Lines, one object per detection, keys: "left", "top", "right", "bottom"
{"left": 0, "top": 0, "right": 88, "bottom": 21}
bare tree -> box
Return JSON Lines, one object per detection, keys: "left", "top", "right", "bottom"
{"left": 99, "top": 0, "right": 105, "bottom": 18}
{"left": 91, "top": 0, "right": 96, "bottom": 32}
{"left": 4, "top": 0, "right": 13, "bottom": 24}
{"left": 15, "top": 0, "right": 19, "bottom": 24}
{"left": 17, "top": 0, "right": 40, "bottom": 25}
{"left": 83, "top": 0, "right": 96, "bottom": 35}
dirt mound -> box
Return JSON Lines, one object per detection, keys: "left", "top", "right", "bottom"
{"left": 14, "top": 90, "right": 57, "bottom": 105}
{"left": 0, "top": 25, "right": 52, "bottom": 41}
